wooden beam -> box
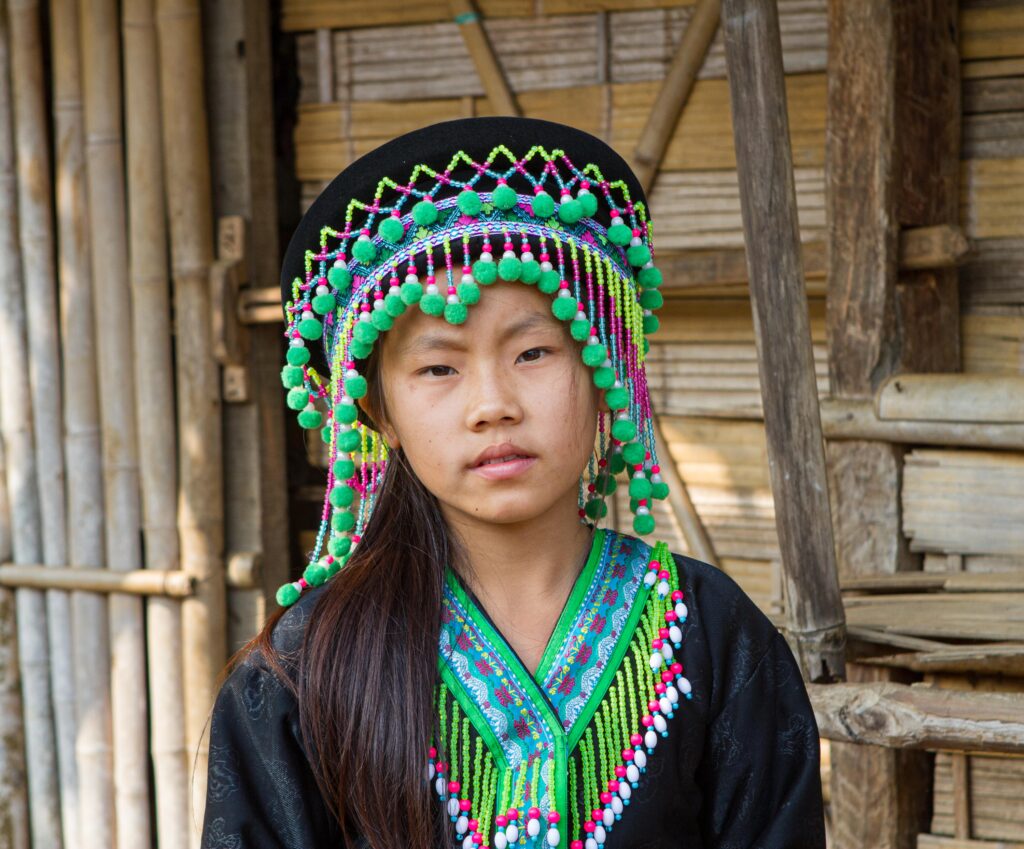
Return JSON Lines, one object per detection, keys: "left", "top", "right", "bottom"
{"left": 842, "top": 571, "right": 1024, "bottom": 594}
{"left": 450, "top": 0, "right": 518, "bottom": 116}
{"left": 875, "top": 374, "right": 1024, "bottom": 424}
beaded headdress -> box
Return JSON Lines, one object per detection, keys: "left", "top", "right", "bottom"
{"left": 276, "top": 117, "right": 668, "bottom": 607}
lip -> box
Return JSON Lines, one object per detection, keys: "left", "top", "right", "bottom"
{"left": 469, "top": 442, "right": 537, "bottom": 480}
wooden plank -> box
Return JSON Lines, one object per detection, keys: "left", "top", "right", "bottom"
{"left": 843, "top": 593, "right": 1024, "bottom": 642}
{"left": 961, "top": 158, "right": 1024, "bottom": 240}
{"left": 964, "top": 111, "right": 1024, "bottom": 159}
{"left": 960, "top": 238, "right": 1024, "bottom": 308}
{"left": 960, "top": 4, "right": 1024, "bottom": 61}
{"left": 963, "top": 76, "right": 1024, "bottom": 114}
{"left": 876, "top": 374, "right": 1024, "bottom": 423}
{"left": 859, "top": 642, "right": 1024, "bottom": 676}
{"left": 842, "top": 571, "right": 1024, "bottom": 594}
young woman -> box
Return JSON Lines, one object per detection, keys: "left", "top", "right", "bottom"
{"left": 199, "top": 116, "right": 826, "bottom": 849}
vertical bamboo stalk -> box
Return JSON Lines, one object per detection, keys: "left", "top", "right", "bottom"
{"left": 4, "top": 1, "right": 66, "bottom": 846}
{"left": 123, "top": 1, "right": 189, "bottom": 847}
{"left": 155, "top": 0, "right": 226, "bottom": 841}
{"left": 50, "top": 1, "right": 116, "bottom": 846}
{"left": 79, "top": 0, "right": 152, "bottom": 844}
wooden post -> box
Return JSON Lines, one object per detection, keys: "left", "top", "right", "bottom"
{"left": 450, "top": 0, "right": 519, "bottom": 116}
{"left": 155, "top": 1, "right": 226, "bottom": 841}
{"left": 720, "top": 0, "right": 846, "bottom": 684}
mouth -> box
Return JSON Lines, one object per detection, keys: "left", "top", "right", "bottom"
{"left": 469, "top": 444, "right": 538, "bottom": 480}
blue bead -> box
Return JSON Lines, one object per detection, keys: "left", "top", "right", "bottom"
{"left": 631, "top": 781, "right": 639, "bottom": 789}
{"left": 624, "top": 799, "right": 631, "bottom": 806}
{"left": 686, "top": 693, "right": 693, "bottom": 699}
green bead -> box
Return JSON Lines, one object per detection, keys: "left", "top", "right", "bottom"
{"left": 551, "top": 296, "right": 577, "bottom": 321}
{"left": 370, "top": 309, "right": 394, "bottom": 332}
{"left": 607, "top": 223, "right": 632, "bottom": 246}
{"left": 558, "top": 197, "right": 583, "bottom": 224}
{"left": 384, "top": 293, "right": 407, "bottom": 317}
{"left": 493, "top": 184, "right": 517, "bottom": 210}
{"left": 497, "top": 256, "right": 522, "bottom": 281}
{"left": 622, "top": 441, "right": 646, "bottom": 466}
{"left": 349, "top": 339, "right": 373, "bottom": 360}
{"left": 611, "top": 418, "right": 637, "bottom": 442}
{"left": 298, "top": 316, "right": 323, "bottom": 341}
{"left": 629, "top": 476, "right": 653, "bottom": 500}
{"left": 593, "top": 366, "right": 615, "bottom": 389}
{"left": 570, "top": 319, "right": 590, "bottom": 341}
{"left": 333, "top": 457, "right": 355, "bottom": 479}
{"left": 638, "top": 265, "right": 663, "bottom": 288}
{"left": 298, "top": 407, "right": 323, "bottom": 429}
{"left": 331, "top": 510, "right": 355, "bottom": 533}
{"left": 605, "top": 385, "right": 629, "bottom": 410}
{"left": 457, "top": 281, "right": 481, "bottom": 305}
{"left": 609, "top": 451, "right": 626, "bottom": 474}
{"left": 334, "top": 401, "right": 358, "bottom": 424}
{"left": 312, "top": 293, "right": 336, "bottom": 315}
{"left": 412, "top": 199, "right": 438, "bottom": 226}
{"left": 532, "top": 191, "right": 555, "bottom": 219}
{"left": 457, "top": 189, "right": 482, "bottom": 216}
{"left": 328, "top": 264, "right": 352, "bottom": 289}
{"left": 643, "top": 314, "right": 660, "bottom": 334}
{"left": 338, "top": 428, "right": 361, "bottom": 452}
{"left": 344, "top": 374, "right": 367, "bottom": 399}
{"left": 640, "top": 289, "right": 663, "bottom": 310}
{"left": 378, "top": 216, "right": 405, "bottom": 243}
{"left": 286, "top": 345, "right": 310, "bottom": 366}
{"left": 633, "top": 513, "right": 656, "bottom": 535}
{"left": 445, "top": 302, "right": 468, "bottom": 325}
{"left": 595, "top": 471, "right": 617, "bottom": 496}
{"left": 303, "top": 563, "right": 328, "bottom": 587}
{"left": 519, "top": 259, "right": 541, "bottom": 284}
{"left": 281, "top": 364, "right": 304, "bottom": 389}
{"left": 286, "top": 387, "right": 309, "bottom": 411}
{"left": 652, "top": 481, "right": 670, "bottom": 500}
{"left": 276, "top": 583, "right": 300, "bottom": 606}
{"left": 330, "top": 484, "right": 355, "bottom": 509}
{"left": 473, "top": 259, "right": 497, "bottom": 285}
{"left": 537, "top": 270, "right": 560, "bottom": 294}
{"left": 353, "top": 321, "right": 378, "bottom": 345}
{"left": 584, "top": 497, "right": 608, "bottom": 520}
{"left": 400, "top": 281, "right": 423, "bottom": 305}
{"left": 581, "top": 343, "right": 607, "bottom": 368}
{"left": 578, "top": 190, "right": 598, "bottom": 218}
{"left": 328, "top": 536, "right": 352, "bottom": 558}
{"left": 352, "top": 238, "right": 377, "bottom": 264}
{"left": 627, "top": 244, "right": 651, "bottom": 267}
{"left": 419, "top": 292, "right": 445, "bottom": 316}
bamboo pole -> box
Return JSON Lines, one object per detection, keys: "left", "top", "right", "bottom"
{"left": 155, "top": 1, "right": 226, "bottom": 841}
{"left": 0, "top": 565, "right": 194, "bottom": 595}
{"left": 122, "top": 1, "right": 190, "bottom": 845}
{"left": 450, "top": 0, "right": 519, "bottom": 116}
{"left": 79, "top": 0, "right": 152, "bottom": 843}
{"left": 49, "top": 2, "right": 116, "bottom": 846}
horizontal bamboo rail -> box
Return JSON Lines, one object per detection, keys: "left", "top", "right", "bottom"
{"left": 0, "top": 565, "right": 193, "bottom": 596}
{"left": 842, "top": 570, "right": 1024, "bottom": 594}
{"left": 876, "top": 374, "right": 1024, "bottom": 424}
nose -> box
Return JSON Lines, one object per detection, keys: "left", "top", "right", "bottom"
{"left": 464, "top": 363, "right": 524, "bottom": 431}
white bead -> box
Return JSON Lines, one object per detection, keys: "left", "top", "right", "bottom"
{"left": 649, "top": 651, "right": 663, "bottom": 670}
{"left": 480, "top": 251, "right": 493, "bottom": 262}
{"left": 601, "top": 358, "right": 612, "bottom": 368}
{"left": 358, "top": 311, "right": 371, "bottom": 322}
{"left": 644, "top": 571, "right": 657, "bottom": 588}
{"left": 643, "top": 260, "right": 654, "bottom": 268}
{"left": 594, "top": 825, "right": 606, "bottom": 844}
{"left": 522, "top": 251, "right": 534, "bottom": 262}
{"left": 657, "top": 579, "right": 669, "bottom": 597}
{"left": 630, "top": 236, "right": 642, "bottom": 247}
{"left": 447, "top": 798, "right": 460, "bottom": 817}
{"left": 679, "top": 676, "right": 692, "bottom": 695}
{"left": 632, "top": 470, "right": 645, "bottom": 480}
{"left": 579, "top": 187, "right": 592, "bottom": 196}
{"left": 506, "top": 824, "right": 519, "bottom": 843}
{"left": 541, "top": 261, "right": 553, "bottom": 272}
{"left": 654, "top": 714, "right": 668, "bottom": 733}
{"left": 494, "top": 833, "right": 508, "bottom": 849}
{"left": 634, "top": 750, "right": 647, "bottom": 768}
{"left": 666, "top": 685, "right": 679, "bottom": 704}
{"left": 503, "top": 250, "right": 516, "bottom": 259}
{"left": 426, "top": 284, "right": 438, "bottom": 295}
{"left": 528, "top": 819, "right": 541, "bottom": 838}
{"left": 669, "top": 625, "right": 683, "bottom": 644}
{"left": 557, "top": 289, "right": 572, "bottom": 298}
{"left": 456, "top": 815, "right": 468, "bottom": 834}
{"left": 645, "top": 727, "right": 659, "bottom": 750}
{"left": 611, "top": 797, "right": 624, "bottom": 815}
{"left": 575, "top": 310, "right": 587, "bottom": 321}
{"left": 358, "top": 233, "right": 370, "bottom": 242}
{"left": 661, "top": 642, "right": 674, "bottom": 660}
{"left": 611, "top": 215, "right": 624, "bottom": 227}
{"left": 333, "top": 258, "right": 345, "bottom": 267}
{"left": 618, "top": 782, "right": 631, "bottom": 800}
{"left": 651, "top": 473, "right": 663, "bottom": 484}
{"left": 388, "top": 285, "right": 401, "bottom": 296}
{"left": 373, "top": 299, "right": 385, "bottom": 310}
{"left": 461, "top": 273, "right": 475, "bottom": 285}
{"left": 603, "top": 808, "right": 614, "bottom": 827}
{"left": 626, "top": 764, "right": 640, "bottom": 783}
{"left": 463, "top": 836, "right": 475, "bottom": 849}
{"left": 585, "top": 839, "right": 597, "bottom": 849}
{"left": 289, "top": 338, "right": 305, "bottom": 348}
{"left": 435, "top": 776, "right": 446, "bottom": 796}
{"left": 675, "top": 602, "right": 688, "bottom": 620}
{"left": 547, "top": 827, "right": 561, "bottom": 846}
{"left": 316, "top": 284, "right": 329, "bottom": 296}
{"left": 301, "top": 308, "right": 313, "bottom": 320}
{"left": 427, "top": 763, "right": 435, "bottom": 780}
{"left": 345, "top": 368, "right": 358, "bottom": 379}
{"left": 659, "top": 696, "right": 672, "bottom": 715}
{"left": 447, "top": 294, "right": 459, "bottom": 304}
{"left": 405, "top": 272, "right": 419, "bottom": 284}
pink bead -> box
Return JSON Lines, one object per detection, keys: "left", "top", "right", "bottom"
{"left": 652, "top": 639, "right": 663, "bottom": 650}
{"left": 352, "top": 534, "right": 361, "bottom": 543}
{"left": 591, "top": 809, "right": 602, "bottom": 821}
{"left": 534, "top": 185, "right": 544, "bottom": 195}
{"left": 572, "top": 843, "right": 584, "bottom": 849}
{"left": 360, "top": 302, "right": 371, "bottom": 312}
{"left": 665, "top": 611, "right": 677, "bottom": 622}
{"left": 659, "top": 627, "right": 669, "bottom": 638}
{"left": 528, "top": 807, "right": 541, "bottom": 820}
{"left": 600, "top": 792, "right": 612, "bottom": 804}
{"left": 298, "top": 578, "right": 308, "bottom": 589}
{"left": 472, "top": 834, "right": 482, "bottom": 845}
{"left": 361, "top": 228, "right": 370, "bottom": 236}
{"left": 642, "top": 714, "right": 653, "bottom": 727}
{"left": 426, "top": 275, "right": 435, "bottom": 284}
{"left": 608, "top": 780, "right": 619, "bottom": 792}
{"left": 449, "top": 781, "right": 460, "bottom": 794}
{"left": 584, "top": 822, "right": 595, "bottom": 834}
{"left": 495, "top": 816, "right": 507, "bottom": 828}
{"left": 662, "top": 671, "right": 673, "bottom": 683}
{"left": 630, "top": 733, "right": 643, "bottom": 746}
{"left": 670, "top": 662, "right": 683, "bottom": 674}
{"left": 559, "top": 279, "right": 569, "bottom": 289}
{"left": 428, "top": 746, "right": 437, "bottom": 758}
{"left": 672, "top": 590, "right": 684, "bottom": 601}
{"left": 622, "top": 748, "right": 634, "bottom": 760}
{"left": 448, "top": 287, "right": 457, "bottom": 295}
{"left": 506, "top": 808, "right": 519, "bottom": 821}
{"left": 436, "top": 762, "right": 446, "bottom": 774}
{"left": 468, "top": 819, "right": 479, "bottom": 831}
{"left": 631, "top": 228, "right": 640, "bottom": 237}
{"left": 614, "top": 765, "right": 626, "bottom": 778}
{"left": 655, "top": 683, "right": 666, "bottom": 694}
{"left": 581, "top": 179, "right": 590, "bottom": 189}
{"left": 539, "top": 253, "right": 550, "bottom": 262}
{"left": 649, "top": 559, "right": 660, "bottom": 570}
{"left": 659, "top": 570, "right": 669, "bottom": 580}
{"left": 547, "top": 812, "right": 560, "bottom": 824}
{"left": 460, "top": 799, "right": 472, "bottom": 813}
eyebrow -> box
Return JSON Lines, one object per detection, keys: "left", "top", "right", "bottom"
{"left": 398, "top": 310, "right": 556, "bottom": 359}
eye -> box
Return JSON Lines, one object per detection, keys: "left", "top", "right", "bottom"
{"left": 518, "top": 347, "right": 552, "bottom": 363}
{"left": 418, "top": 364, "right": 456, "bottom": 377}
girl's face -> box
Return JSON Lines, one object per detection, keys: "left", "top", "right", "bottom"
{"left": 363, "top": 281, "right": 607, "bottom": 530}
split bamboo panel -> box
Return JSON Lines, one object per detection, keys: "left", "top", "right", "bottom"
{"left": 842, "top": 592, "right": 1024, "bottom": 642}
{"left": 962, "top": 313, "right": 1024, "bottom": 375}
{"left": 960, "top": 157, "right": 1024, "bottom": 241}
{"left": 902, "top": 449, "right": 1024, "bottom": 558}
{"left": 960, "top": 238, "right": 1024, "bottom": 308}
{"left": 931, "top": 753, "right": 1024, "bottom": 843}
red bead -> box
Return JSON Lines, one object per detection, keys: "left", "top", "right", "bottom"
{"left": 506, "top": 809, "right": 519, "bottom": 821}
{"left": 591, "top": 809, "right": 602, "bottom": 821}
{"left": 428, "top": 747, "right": 437, "bottom": 758}
{"left": 460, "top": 799, "right": 472, "bottom": 812}
{"left": 495, "top": 816, "right": 507, "bottom": 828}
{"left": 630, "top": 733, "right": 643, "bottom": 746}
{"left": 600, "top": 792, "right": 612, "bottom": 804}
{"left": 659, "top": 627, "right": 669, "bottom": 638}
{"left": 468, "top": 819, "right": 479, "bottom": 831}
{"left": 547, "top": 812, "right": 560, "bottom": 824}
{"left": 670, "top": 662, "right": 683, "bottom": 674}
{"left": 584, "top": 822, "right": 595, "bottom": 834}
{"left": 672, "top": 590, "right": 684, "bottom": 601}
{"left": 655, "top": 683, "right": 666, "bottom": 694}
{"left": 642, "top": 714, "right": 654, "bottom": 726}
{"left": 449, "top": 781, "right": 460, "bottom": 794}
{"left": 665, "top": 611, "right": 677, "bottom": 622}
{"left": 528, "top": 807, "right": 541, "bottom": 820}
{"left": 661, "top": 671, "right": 673, "bottom": 683}
{"left": 622, "top": 748, "right": 634, "bottom": 760}
{"left": 614, "top": 765, "right": 626, "bottom": 778}
{"left": 608, "top": 780, "right": 619, "bottom": 792}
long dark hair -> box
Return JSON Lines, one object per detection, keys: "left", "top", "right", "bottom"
{"left": 236, "top": 341, "right": 462, "bottom": 849}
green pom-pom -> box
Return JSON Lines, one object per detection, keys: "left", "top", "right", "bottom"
{"left": 633, "top": 513, "right": 656, "bottom": 535}
{"left": 581, "top": 343, "right": 607, "bottom": 368}
{"left": 303, "top": 563, "right": 328, "bottom": 587}
{"left": 622, "top": 441, "right": 646, "bottom": 466}
{"left": 333, "top": 457, "right": 355, "bottom": 479}
{"left": 457, "top": 190, "right": 482, "bottom": 216}
{"left": 286, "top": 345, "right": 310, "bottom": 366}
{"left": 643, "top": 314, "right": 660, "bottom": 334}
{"left": 281, "top": 364, "right": 304, "bottom": 389}
{"left": 445, "top": 302, "right": 468, "bottom": 325}
{"left": 328, "top": 536, "right": 352, "bottom": 558}
{"left": 352, "top": 238, "right": 377, "bottom": 264}
{"left": 321, "top": 423, "right": 333, "bottom": 444}
{"left": 629, "top": 476, "right": 653, "bottom": 500}
{"left": 551, "top": 296, "right": 577, "bottom": 321}
{"left": 640, "top": 289, "right": 663, "bottom": 310}
{"left": 595, "top": 471, "right": 617, "bottom": 496}
{"left": 570, "top": 319, "right": 590, "bottom": 341}
{"left": 611, "top": 418, "right": 637, "bottom": 442}
{"left": 378, "top": 216, "right": 405, "bottom": 243}
{"left": 638, "top": 265, "right": 663, "bottom": 288}
{"left": 493, "top": 184, "right": 517, "bottom": 210}
{"left": 370, "top": 309, "right": 394, "bottom": 332}
{"left": 344, "top": 374, "right": 367, "bottom": 399}
{"left": 330, "top": 484, "right": 355, "bottom": 509}
{"left": 419, "top": 292, "right": 445, "bottom": 316}
{"left": 643, "top": 337, "right": 650, "bottom": 356}
{"left": 353, "top": 321, "right": 378, "bottom": 346}
{"left": 473, "top": 259, "right": 497, "bottom": 285}
{"left": 328, "top": 264, "right": 352, "bottom": 289}
{"left": 338, "top": 428, "right": 361, "bottom": 452}
{"left": 385, "top": 293, "right": 407, "bottom": 317}
{"left": 349, "top": 339, "right": 373, "bottom": 360}
{"left": 605, "top": 386, "right": 629, "bottom": 410}
{"left": 298, "top": 407, "right": 323, "bottom": 429}
{"left": 607, "top": 223, "right": 632, "bottom": 246}
{"left": 609, "top": 450, "right": 626, "bottom": 474}
{"left": 627, "top": 244, "right": 651, "bottom": 267}
{"left": 519, "top": 260, "right": 541, "bottom": 284}
{"left": 286, "top": 387, "right": 309, "bottom": 411}
{"left": 298, "top": 316, "right": 323, "bottom": 341}
{"left": 276, "top": 583, "right": 301, "bottom": 606}
{"left": 412, "top": 199, "right": 438, "bottom": 226}
{"left": 497, "top": 256, "right": 522, "bottom": 281}
{"left": 558, "top": 197, "right": 583, "bottom": 224}
{"left": 538, "top": 270, "right": 560, "bottom": 294}
{"left": 593, "top": 366, "right": 615, "bottom": 389}
{"left": 331, "top": 509, "right": 356, "bottom": 533}
{"left": 578, "top": 190, "right": 598, "bottom": 218}
{"left": 334, "top": 401, "right": 358, "bottom": 424}
{"left": 458, "top": 281, "right": 481, "bottom": 304}
{"left": 532, "top": 192, "right": 555, "bottom": 218}
{"left": 652, "top": 481, "right": 670, "bottom": 500}
{"left": 584, "top": 497, "right": 608, "bottom": 519}
{"left": 400, "top": 281, "right": 423, "bottom": 305}
{"left": 312, "top": 293, "right": 336, "bottom": 315}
